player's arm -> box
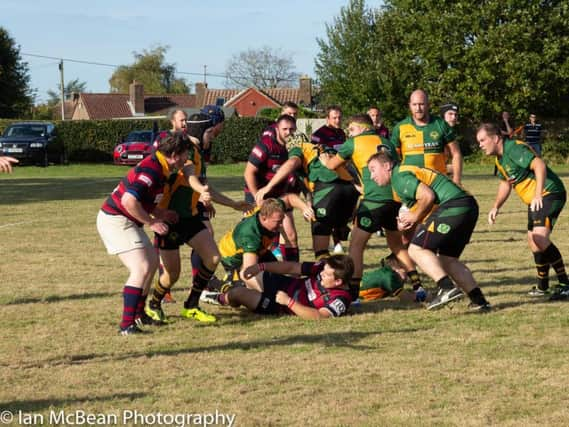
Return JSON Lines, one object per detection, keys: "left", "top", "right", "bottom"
{"left": 275, "top": 291, "right": 332, "bottom": 320}
{"left": 488, "top": 179, "right": 512, "bottom": 224}
{"left": 398, "top": 183, "right": 435, "bottom": 227}
{"left": 240, "top": 252, "right": 263, "bottom": 292}
{"left": 281, "top": 193, "right": 315, "bottom": 222}
{"left": 320, "top": 153, "right": 345, "bottom": 171}
{"left": 446, "top": 141, "right": 463, "bottom": 185}
{"left": 182, "top": 163, "right": 211, "bottom": 204}
{"left": 244, "top": 161, "right": 260, "bottom": 197}
{"left": 529, "top": 156, "right": 546, "bottom": 212}
{"left": 255, "top": 156, "right": 302, "bottom": 204}
{"left": 121, "top": 193, "right": 168, "bottom": 235}
{"left": 208, "top": 186, "right": 252, "bottom": 212}
{"left": 243, "top": 261, "right": 302, "bottom": 278}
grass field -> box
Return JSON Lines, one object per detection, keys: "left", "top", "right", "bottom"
{"left": 1, "top": 163, "right": 569, "bottom": 427}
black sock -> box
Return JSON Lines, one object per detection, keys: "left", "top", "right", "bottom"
{"left": 150, "top": 278, "right": 170, "bottom": 309}
{"left": 543, "top": 243, "right": 569, "bottom": 285}
{"left": 437, "top": 276, "right": 454, "bottom": 290}
{"left": 349, "top": 278, "right": 361, "bottom": 301}
{"left": 533, "top": 251, "right": 550, "bottom": 290}
{"left": 467, "top": 287, "right": 488, "bottom": 306}
{"left": 185, "top": 264, "right": 215, "bottom": 309}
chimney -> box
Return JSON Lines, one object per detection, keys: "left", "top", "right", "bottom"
{"left": 195, "top": 82, "right": 208, "bottom": 107}
{"left": 299, "top": 75, "right": 312, "bottom": 107}
{"left": 129, "top": 81, "right": 145, "bottom": 115}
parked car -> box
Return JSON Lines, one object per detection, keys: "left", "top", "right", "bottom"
{"left": 113, "top": 130, "right": 156, "bottom": 165}
{"left": 0, "top": 122, "right": 65, "bottom": 166}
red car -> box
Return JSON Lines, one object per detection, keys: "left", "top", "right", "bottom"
{"left": 113, "top": 130, "right": 155, "bottom": 165}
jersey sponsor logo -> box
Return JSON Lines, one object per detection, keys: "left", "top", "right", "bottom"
{"left": 154, "top": 194, "right": 163, "bottom": 203}
{"left": 415, "top": 229, "right": 426, "bottom": 238}
{"left": 329, "top": 299, "right": 346, "bottom": 315}
{"left": 271, "top": 164, "right": 281, "bottom": 172}
{"left": 429, "top": 131, "right": 440, "bottom": 140}
{"left": 261, "top": 297, "right": 271, "bottom": 309}
{"left": 437, "top": 223, "right": 451, "bottom": 234}
{"left": 262, "top": 130, "right": 274, "bottom": 137}
{"left": 312, "top": 135, "right": 321, "bottom": 143}
{"left": 252, "top": 147, "right": 264, "bottom": 159}
{"left": 317, "top": 207, "right": 327, "bottom": 216}
{"left": 137, "top": 174, "right": 153, "bottom": 187}
{"left": 359, "top": 216, "right": 372, "bottom": 228}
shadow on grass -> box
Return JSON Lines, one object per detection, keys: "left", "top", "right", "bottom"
{"left": 0, "top": 176, "right": 243, "bottom": 205}
{"left": 2, "top": 392, "right": 146, "bottom": 412}
{"left": 22, "top": 327, "right": 425, "bottom": 370}
{"left": 3, "top": 291, "right": 119, "bottom": 306}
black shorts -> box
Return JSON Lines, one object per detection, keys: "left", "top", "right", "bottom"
{"left": 311, "top": 180, "right": 359, "bottom": 236}
{"left": 154, "top": 216, "right": 207, "bottom": 250}
{"left": 254, "top": 272, "right": 294, "bottom": 315}
{"left": 196, "top": 202, "right": 210, "bottom": 222}
{"left": 527, "top": 192, "right": 566, "bottom": 231}
{"left": 355, "top": 199, "right": 400, "bottom": 233}
{"left": 411, "top": 196, "right": 478, "bottom": 258}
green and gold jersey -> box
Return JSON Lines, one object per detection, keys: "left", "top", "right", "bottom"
{"left": 289, "top": 142, "right": 352, "bottom": 187}
{"left": 391, "top": 115, "right": 455, "bottom": 174}
{"left": 337, "top": 130, "right": 397, "bottom": 202}
{"left": 157, "top": 144, "right": 202, "bottom": 218}
{"left": 391, "top": 164, "right": 469, "bottom": 209}
{"left": 218, "top": 211, "right": 279, "bottom": 268}
{"left": 496, "top": 139, "right": 565, "bottom": 205}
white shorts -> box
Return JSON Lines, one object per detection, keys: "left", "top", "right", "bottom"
{"left": 97, "top": 210, "right": 152, "bottom": 255}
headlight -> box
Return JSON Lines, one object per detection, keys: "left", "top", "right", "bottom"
{"left": 116, "top": 145, "right": 124, "bottom": 153}
{"left": 30, "top": 142, "right": 44, "bottom": 148}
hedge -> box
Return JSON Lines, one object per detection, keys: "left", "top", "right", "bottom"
{"left": 210, "top": 116, "right": 271, "bottom": 163}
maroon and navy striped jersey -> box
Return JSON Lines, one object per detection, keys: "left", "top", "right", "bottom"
{"left": 286, "top": 261, "right": 352, "bottom": 317}
{"left": 101, "top": 152, "right": 170, "bottom": 226}
{"left": 311, "top": 125, "right": 346, "bottom": 150}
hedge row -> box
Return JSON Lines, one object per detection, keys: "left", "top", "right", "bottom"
{"left": 0, "top": 117, "right": 271, "bottom": 164}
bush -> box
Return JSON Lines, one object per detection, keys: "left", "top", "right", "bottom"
{"left": 211, "top": 116, "right": 271, "bottom": 163}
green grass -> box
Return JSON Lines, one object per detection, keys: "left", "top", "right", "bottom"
{"left": 1, "top": 163, "right": 569, "bottom": 426}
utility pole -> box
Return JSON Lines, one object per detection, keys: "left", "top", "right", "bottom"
{"left": 59, "top": 60, "right": 65, "bottom": 121}
{"left": 203, "top": 65, "right": 207, "bottom": 85}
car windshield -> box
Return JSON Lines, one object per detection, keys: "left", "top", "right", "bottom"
{"left": 125, "top": 131, "right": 153, "bottom": 143}
{"left": 4, "top": 125, "right": 46, "bottom": 138}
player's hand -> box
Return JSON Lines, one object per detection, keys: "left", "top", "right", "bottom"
{"left": 488, "top": 207, "right": 499, "bottom": 225}
{"left": 302, "top": 206, "right": 316, "bottom": 222}
{"left": 206, "top": 203, "right": 216, "bottom": 219}
{"left": 275, "top": 291, "right": 290, "bottom": 306}
{"left": 255, "top": 187, "right": 269, "bottom": 206}
{"left": 397, "top": 218, "right": 413, "bottom": 231}
{"left": 530, "top": 196, "right": 543, "bottom": 212}
{"left": 398, "top": 210, "right": 416, "bottom": 226}
{"left": 0, "top": 156, "right": 18, "bottom": 173}
{"left": 233, "top": 200, "right": 254, "bottom": 212}
{"left": 149, "top": 219, "right": 168, "bottom": 235}
{"left": 242, "top": 264, "right": 260, "bottom": 279}
{"left": 199, "top": 185, "right": 212, "bottom": 206}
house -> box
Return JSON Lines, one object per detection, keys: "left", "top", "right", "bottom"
{"left": 194, "top": 75, "right": 313, "bottom": 117}
{"left": 62, "top": 76, "right": 313, "bottom": 120}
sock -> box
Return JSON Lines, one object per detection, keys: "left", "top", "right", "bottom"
{"left": 349, "top": 278, "right": 361, "bottom": 301}
{"left": 150, "top": 278, "right": 170, "bottom": 309}
{"left": 408, "top": 270, "right": 422, "bottom": 290}
{"left": 120, "top": 286, "right": 142, "bottom": 329}
{"left": 437, "top": 276, "right": 454, "bottom": 290}
{"left": 191, "top": 249, "right": 202, "bottom": 279}
{"left": 185, "top": 263, "right": 215, "bottom": 309}
{"left": 533, "top": 251, "right": 550, "bottom": 290}
{"left": 543, "top": 243, "right": 569, "bottom": 285}
{"left": 467, "top": 287, "right": 488, "bottom": 306}
{"left": 285, "top": 246, "right": 299, "bottom": 262}
{"left": 135, "top": 294, "right": 147, "bottom": 318}
{"left": 315, "top": 250, "right": 330, "bottom": 260}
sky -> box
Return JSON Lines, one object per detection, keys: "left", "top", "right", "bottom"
{"left": 1, "top": 0, "right": 383, "bottom": 104}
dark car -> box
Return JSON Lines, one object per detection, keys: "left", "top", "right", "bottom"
{"left": 0, "top": 122, "right": 65, "bottom": 166}
{"left": 113, "top": 130, "right": 155, "bottom": 165}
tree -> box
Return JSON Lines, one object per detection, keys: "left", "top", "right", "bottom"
{"left": 225, "top": 46, "right": 298, "bottom": 89}
{"left": 46, "top": 78, "right": 87, "bottom": 106}
{"left": 109, "top": 45, "right": 189, "bottom": 94}
{"left": 315, "top": 0, "right": 569, "bottom": 123}
{"left": 0, "top": 27, "right": 33, "bottom": 118}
